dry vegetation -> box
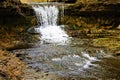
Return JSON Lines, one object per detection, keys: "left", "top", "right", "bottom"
{"left": 0, "top": 50, "right": 26, "bottom": 80}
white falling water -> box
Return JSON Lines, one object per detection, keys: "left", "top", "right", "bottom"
{"left": 32, "top": 4, "right": 70, "bottom": 45}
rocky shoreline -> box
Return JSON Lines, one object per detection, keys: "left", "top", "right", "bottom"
{"left": 0, "top": 0, "right": 36, "bottom": 80}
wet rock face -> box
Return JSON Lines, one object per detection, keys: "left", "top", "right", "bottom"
{"left": 63, "top": 0, "right": 120, "bottom": 29}
{"left": 76, "top": 0, "right": 120, "bottom": 4}
{"left": 65, "top": 0, "right": 77, "bottom": 3}
{"left": 57, "top": 0, "right": 77, "bottom": 3}
{"left": 0, "top": 0, "right": 34, "bottom": 16}
{"left": 0, "top": 0, "right": 36, "bottom": 26}
{"left": 66, "top": 0, "right": 120, "bottom": 15}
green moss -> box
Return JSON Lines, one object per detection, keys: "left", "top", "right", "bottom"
{"left": 92, "top": 37, "right": 120, "bottom": 50}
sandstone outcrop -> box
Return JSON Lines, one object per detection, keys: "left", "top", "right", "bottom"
{"left": 64, "top": 0, "right": 120, "bottom": 29}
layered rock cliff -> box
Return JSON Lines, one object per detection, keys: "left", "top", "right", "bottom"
{"left": 64, "top": 0, "right": 120, "bottom": 29}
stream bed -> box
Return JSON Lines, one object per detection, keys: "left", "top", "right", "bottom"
{"left": 11, "top": 2, "right": 120, "bottom": 80}
{"left": 12, "top": 37, "right": 120, "bottom": 80}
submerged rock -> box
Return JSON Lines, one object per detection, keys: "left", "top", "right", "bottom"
{"left": 27, "top": 26, "right": 41, "bottom": 34}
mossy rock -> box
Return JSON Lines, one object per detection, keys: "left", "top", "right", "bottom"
{"left": 92, "top": 37, "right": 120, "bottom": 51}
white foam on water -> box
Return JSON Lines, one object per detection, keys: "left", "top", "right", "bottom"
{"left": 82, "top": 52, "right": 98, "bottom": 61}
{"left": 52, "top": 53, "right": 99, "bottom": 70}
{"left": 40, "top": 25, "right": 69, "bottom": 45}
{"left": 52, "top": 58, "right": 61, "bottom": 61}
{"left": 32, "top": 4, "right": 70, "bottom": 45}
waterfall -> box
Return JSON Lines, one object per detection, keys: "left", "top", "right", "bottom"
{"left": 32, "top": 5, "right": 59, "bottom": 26}
{"left": 32, "top": 3, "right": 70, "bottom": 45}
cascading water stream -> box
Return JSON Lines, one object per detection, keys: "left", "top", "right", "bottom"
{"left": 30, "top": 2, "right": 100, "bottom": 73}
{"left": 32, "top": 3, "right": 70, "bottom": 45}
{"left": 11, "top": 3, "right": 120, "bottom": 80}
